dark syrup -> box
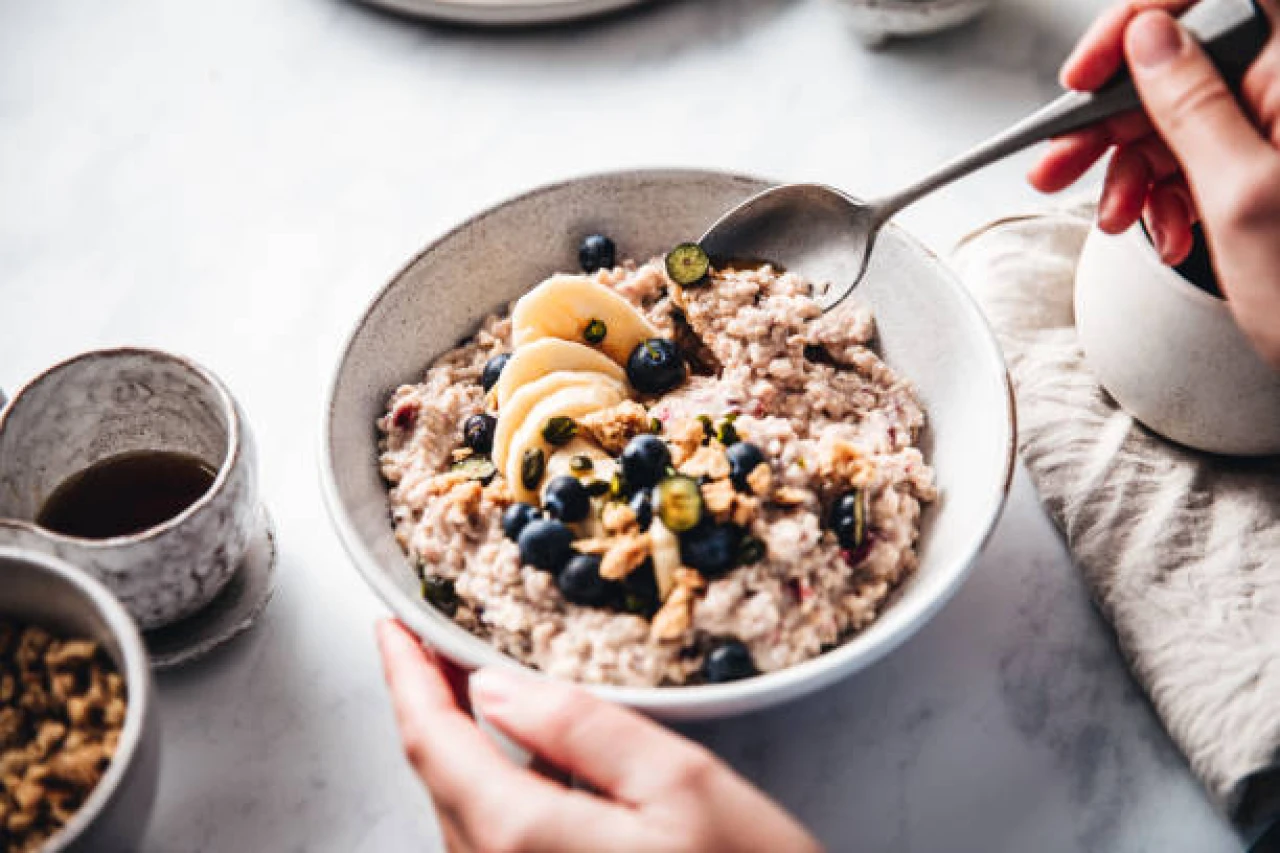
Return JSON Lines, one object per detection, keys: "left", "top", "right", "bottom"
{"left": 37, "top": 451, "right": 217, "bottom": 539}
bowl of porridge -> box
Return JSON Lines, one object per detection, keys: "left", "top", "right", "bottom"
{"left": 321, "top": 169, "right": 1014, "bottom": 721}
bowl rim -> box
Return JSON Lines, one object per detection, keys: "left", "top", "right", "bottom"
{"left": 0, "top": 345, "right": 244, "bottom": 548}
{"left": 1118, "top": 222, "right": 1232, "bottom": 313}
{"left": 0, "top": 546, "right": 153, "bottom": 850}
{"left": 319, "top": 166, "right": 1016, "bottom": 714}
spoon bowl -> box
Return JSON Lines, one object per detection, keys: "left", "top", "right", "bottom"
{"left": 700, "top": 184, "right": 879, "bottom": 312}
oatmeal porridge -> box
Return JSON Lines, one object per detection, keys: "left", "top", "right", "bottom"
{"left": 378, "top": 237, "right": 935, "bottom": 687}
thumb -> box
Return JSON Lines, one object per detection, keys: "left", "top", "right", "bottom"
{"left": 1125, "top": 10, "right": 1272, "bottom": 210}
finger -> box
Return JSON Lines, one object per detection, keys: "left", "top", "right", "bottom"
{"left": 1144, "top": 178, "right": 1195, "bottom": 264}
{"left": 1126, "top": 10, "right": 1275, "bottom": 213}
{"left": 1029, "top": 127, "right": 1112, "bottom": 192}
{"left": 471, "top": 667, "right": 723, "bottom": 806}
{"left": 375, "top": 620, "right": 539, "bottom": 811}
{"left": 1062, "top": 0, "right": 1195, "bottom": 92}
{"left": 1028, "top": 110, "right": 1165, "bottom": 194}
{"left": 1240, "top": 0, "right": 1280, "bottom": 141}
{"left": 1098, "top": 146, "right": 1152, "bottom": 233}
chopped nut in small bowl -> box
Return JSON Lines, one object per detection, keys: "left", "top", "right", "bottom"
{"left": 0, "top": 548, "right": 159, "bottom": 853}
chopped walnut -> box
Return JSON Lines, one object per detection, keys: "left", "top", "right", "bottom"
{"left": 650, "top": 569, "right": 706, "bottom": 641}
{"left": 745, "top": 463, "right": 773, "bottom": 497}
{"left": 600, "top": 534, "right": 652, "bottom": 581}
{"left": 701, "top": 478, "right": 736, "bottom": 519}
{"left": 665, "top": 418, "right": 705, "bottom": 467}
{"left": 573, "top": 538, "right": 612, "bottom": 556}
{"left": 600, "top": 503, "right": 639, "bottom": 537}
{"left": 702, "top": 478, "right": 761, "bottom": 527}
{"left": 579, "top": 401, "right": 651, "bottom": 455}
{"left": 772, "top": 487, "right": 812, "bottom": 508}
{"left": 820, "top": 439, "right": 876, "bottom": 489}
{"left": 0, "top": 621, "right": 126, "bottom": 853}
{"left": 680, "top": 446, "right": 730, "bottom": 481}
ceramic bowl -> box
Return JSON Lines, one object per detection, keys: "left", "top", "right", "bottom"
{"left": 320, "top": 169, "right": 1015, "bottom": 721}
{"left": 0, "top": 348, "right": 261, "bottom": 630}
{"left": 0, "top": 547, "right": 160, "bottom": 852}
{"left": 1075, "top": 224, "right": 1280, "bottom": 457}
{"left": 830, "top": 0, "right": 996, "bottom": 47}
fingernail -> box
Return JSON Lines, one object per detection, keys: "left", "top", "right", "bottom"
{"left": 1129, "top": 12, "right": 1184, "bottom": 69}
{"left": 470, "top": 668, "right": 519, "bottom": 708}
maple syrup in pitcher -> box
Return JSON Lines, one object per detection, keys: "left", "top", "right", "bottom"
{"left": 37, "top": 451, "right": 217, "bottom": 539}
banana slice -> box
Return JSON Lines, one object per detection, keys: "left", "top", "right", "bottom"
{"left": 494, "top": 338, "right": 627, "bottom": 409}
{"left": 543, "top": 437, "right": 618, "bottom": 486}
{"left": 649, "top": 517, "right": 683, "bottom": 602}
{"left": 512, "top": 274, "right": 660, "bottom": 366}
{"left": 504, "top": 383, "right": 625, "bottom": 503}
{"left": 492, "top": 371, "right": 625, "bottom": 470}
{"left": 544, "top": 438, "right": 619, "bottom": 540}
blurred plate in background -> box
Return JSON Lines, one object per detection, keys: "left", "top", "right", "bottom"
{"left": 356, "top": 0, "right": 655, "bottom": 25}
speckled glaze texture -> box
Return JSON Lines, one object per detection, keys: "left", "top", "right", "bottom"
{"left": 830, "top": 0, "right": 996, "bottom": 46}
{"left": 0, "top": 349, "right": 260, "bottom": 629}
{"left": 321, "top": 169, "right": 1015, "bottom": 721}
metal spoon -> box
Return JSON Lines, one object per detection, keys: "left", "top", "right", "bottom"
{"left": 700, "top": 0, "right": 1271, "bottom": 312}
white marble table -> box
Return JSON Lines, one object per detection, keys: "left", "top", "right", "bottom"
{"left": 0, "top": 0, "right": 1248, "bottom": 849}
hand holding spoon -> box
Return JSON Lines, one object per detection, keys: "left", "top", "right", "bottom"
{"left": 699, "top": 0, "right": 1271, "bottom": 312}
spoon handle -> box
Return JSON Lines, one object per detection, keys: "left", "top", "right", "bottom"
{"left": 871, "top": 0, "right": 1271, "bottom": 225}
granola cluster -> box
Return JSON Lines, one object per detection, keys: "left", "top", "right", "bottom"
{"left": 0, "top": 622, "right": 126, "bottom": 853}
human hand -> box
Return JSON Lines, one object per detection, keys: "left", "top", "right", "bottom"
{"left": 375, "top": 619, "right": 823, "bottom": 853}
{"left": 1029, "top": 0, "right": 1280, "bottom": 369}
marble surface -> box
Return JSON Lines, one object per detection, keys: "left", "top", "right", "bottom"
{"left": 0, "top": 0, "right": 1246, "bottom": 850}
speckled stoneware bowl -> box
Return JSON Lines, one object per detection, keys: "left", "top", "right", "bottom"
{"left": 0, "top": 348, "right": 260, "bottom": 629}
{"left": 831, "top": 0, "right": 996, "bottom": 47}
{"left": 1076, "top": 224, "right": 1280, "bottom": 456}
{"left": 0, "top": 546, "right": 160, "bottom": 852}
{"left": 321, "top": 169, "right": 1015, "bottom": 721}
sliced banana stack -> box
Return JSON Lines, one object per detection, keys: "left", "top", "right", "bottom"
{"left": 511, "top": 274, "right": 659, "bottom": 365}
{"left": 494, "top": 274, "right": 661, "bottom": 502}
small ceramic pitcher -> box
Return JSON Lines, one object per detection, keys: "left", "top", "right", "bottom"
{"left": 0, "top": 348, "right": 260, "bottom": 629}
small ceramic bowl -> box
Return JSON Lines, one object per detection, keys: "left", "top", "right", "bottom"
{"left": 1075, "top": 223, "right": 1280, "bottom": 457}
{"left": 0, "top": 348, "right": 261, "bottom": 629}
{"left": 0, "top": 546, "right": 160, "bottom": 852}
{"left": 321, "top": 169, "right": 1015, "bottom": 722}
{"left": 830, "top": 0, "right": 996, "bottom": 47}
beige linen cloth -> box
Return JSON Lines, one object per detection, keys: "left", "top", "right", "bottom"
{"left": 952, "top": 202, "right": 1280, "bottom": 831}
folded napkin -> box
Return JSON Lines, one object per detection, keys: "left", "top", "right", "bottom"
{"left": 952, "top": 202, "right": 1280, "bottom": 833}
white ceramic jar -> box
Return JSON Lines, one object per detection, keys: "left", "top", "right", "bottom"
{"left": 1074, "top": 224, "right": 1280, "bottom": 457}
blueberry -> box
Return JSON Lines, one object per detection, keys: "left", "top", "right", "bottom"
{"left": 558, "top": 554, "right": 618, "bottom": 608}
{"left": 680, "top": 523, "right": 741, "bottom": 579}
{"left": 629, "top": 489, "right": 653, "bottom": 531}
{"left": 620, "top": 434, "right": 671, "bottom": 490}
{"left": 502, "top": 503, "right": 541, "bottom": 541}
{"left": 726, "top": 442, "right": 765, "bottom": 492}
{"left": 626, "top": 339, "right": 686, "bottom": 395}
{"left": 463, "top": 413, "right": 497, "bottom": 454}
{"left": 704, "top": 640, "right": 758, "bottom": 683}
{"left": 543, "top": 476, "right": 590, "bottom": 523}
{"left": 578, "top": 234, "right": 617, "bottom": 274}
{"left": 481, "top": 353, "right": 511, "bottom": 392}
{"left": 828, "top": 490, "right": 866, "bottom": 551}
{"left": 518, "top": 519, "right": 574, "bottom": 573}
{"left": 620, "top": 560, "right": 659, "bottom": 617}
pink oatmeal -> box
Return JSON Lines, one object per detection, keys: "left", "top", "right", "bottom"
{"left": 378, "top": 258, "right": 935, "bottom": 687}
